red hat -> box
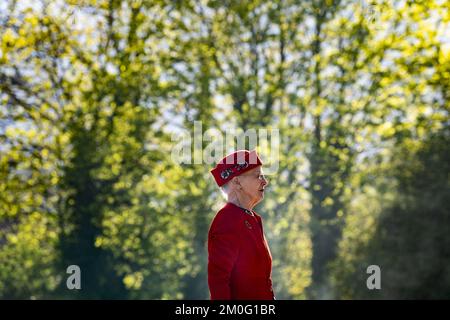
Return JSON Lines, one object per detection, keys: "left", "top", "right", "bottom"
{"left": 211, "top": 150, "right": 263, "bottom": 187}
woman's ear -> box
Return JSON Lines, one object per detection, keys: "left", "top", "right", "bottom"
{"left": 234, "top": 177, "right": 243, "bottom": 190}
{"left": 231, "top": 177, "right": 241, "bottom": 189}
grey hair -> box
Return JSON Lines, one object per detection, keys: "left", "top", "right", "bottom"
{"left": 220, "top": 182, "right": 230, "bottom": 200}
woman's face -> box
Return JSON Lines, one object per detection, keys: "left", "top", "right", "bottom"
{"left": 238, "top": 166, "right": 268, "bottom": 205}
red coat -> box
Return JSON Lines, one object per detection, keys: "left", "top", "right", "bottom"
{"left": 208, "top": 202, "right": 275, "bottom": 300}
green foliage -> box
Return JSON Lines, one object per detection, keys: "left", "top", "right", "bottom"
{"left": 0, "top": 212, "right": 59, "bottom": 298}
{"left": 332, "top": 127, "right": 450, "bottom": 299}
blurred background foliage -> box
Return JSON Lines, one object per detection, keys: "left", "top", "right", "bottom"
{"left": 0, "top": 0, "right": 449, "bottom": 299}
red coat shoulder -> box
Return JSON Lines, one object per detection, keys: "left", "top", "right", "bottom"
{"left": 209, "top": 203, "right": 245, "bottom": 235}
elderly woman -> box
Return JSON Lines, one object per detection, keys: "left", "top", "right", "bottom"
{"left": 208, "top": 150, "right": 274, "bottom": 300}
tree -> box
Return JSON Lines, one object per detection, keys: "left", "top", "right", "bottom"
{"left": 1, "top": 0, "right": 194, "bottom": 298}
{"left": 332, "top": 126, "right": 450, "bottom": 299}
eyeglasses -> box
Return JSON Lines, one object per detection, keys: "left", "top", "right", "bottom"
{"left": 258, "top": 174, "right": 266, "bottom": 181}
{"left": 240, "top": 173, "right": 267, "bottom": 181}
